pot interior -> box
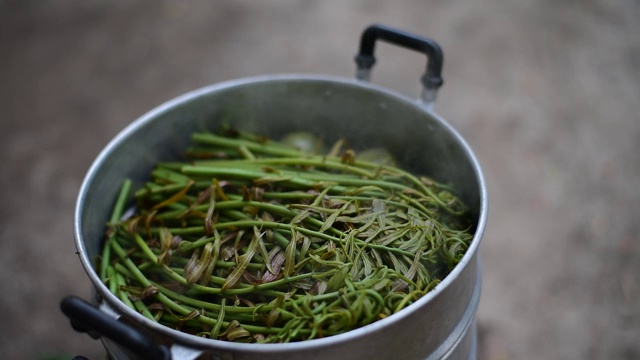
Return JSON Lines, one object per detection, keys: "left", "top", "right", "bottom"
{"left": 77, "top": 74, "right": 483, "bottom": 298}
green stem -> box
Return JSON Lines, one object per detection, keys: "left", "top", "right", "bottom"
{"left": 100, "top": 180, "right": 132, "bottom": 281}
{"left": 194, "top": 157, "right": 375, "bottom": 178}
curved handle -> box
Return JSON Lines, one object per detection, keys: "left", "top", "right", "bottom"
{"left": 61, "top": 295, "right": 171, "bottom": 360}
{"left": 354, "top": 24, "right": 444, "bottom": 108}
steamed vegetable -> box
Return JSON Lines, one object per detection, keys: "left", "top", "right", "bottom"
{"left": 99, "top": 128, "right": 473, "bottom": 343}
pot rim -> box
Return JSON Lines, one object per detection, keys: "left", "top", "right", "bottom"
{"left": 74, "top": 73, "right": 488, "bottom": 353}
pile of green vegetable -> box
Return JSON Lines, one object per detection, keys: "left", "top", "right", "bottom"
{"left": 99, "top": 128, "right": 473, "bottom": 343}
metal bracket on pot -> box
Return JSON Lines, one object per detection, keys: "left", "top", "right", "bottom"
{"left": 354, "top": 24, "right": 444, "bottom": 110}
{"left": 61, "top": 296, "right": 172, "bottom": 360}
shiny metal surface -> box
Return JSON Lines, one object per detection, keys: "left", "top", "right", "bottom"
{"left": 74, "top": 74, "right": 488, "bottom": 359}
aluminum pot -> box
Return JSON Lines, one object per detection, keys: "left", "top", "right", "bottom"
{"left": 64, "top": 25, "right": 488, "bottom": 360}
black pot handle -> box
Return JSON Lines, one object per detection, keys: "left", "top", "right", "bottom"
{"left": 354, "top": 24, "right": 444, "bottom": 108}
{"left": 61, "top": 295, "right": 171, "bottom": 360}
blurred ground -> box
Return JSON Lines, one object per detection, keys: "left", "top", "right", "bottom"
{"left": 1, "top": 0, "right": 639, "bottom": 359}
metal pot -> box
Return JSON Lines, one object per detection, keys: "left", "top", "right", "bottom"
{"left": 63, "top": 25, "right": 488, "bottom": 360}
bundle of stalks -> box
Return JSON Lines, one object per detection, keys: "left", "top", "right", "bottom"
{"left": 99, "top": 128, "right": 473, "bottom": 343}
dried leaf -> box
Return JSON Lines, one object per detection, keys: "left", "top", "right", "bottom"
{"left": 126, "top": 216, "right": 141, "bottom": 234}
{"left": 262, "top": 248, "right": 284, "bottom": 283}
{"left": 220, "top": 320, "right": 240, "bottom": 338}
{"left": 310, "top": 280, "right": 328, "bottom": 295}
{"left": 199, "top": 232, "right": 221, "bottom": 285}
{"left": 320, "top": 201, "right": 351, "bottom": 233}
{"left": 241, "top": 185, "right": 252, "bottom": 201}
{"left": 147, "top": 303, "right": 165, "bottom": 311}
{"left": 387, "top": 252, "right": 408, "bottom": 275}
{"left": 219, "top": 245, "right": 234, "bottom": 261}
{"left": 372, "top": 198, "right": 386, "bottom": 226}
{"left": 119, "top": 285, "right": 159, "bottom": 301}
{"left": 143, "top": 210, "right": 157, "bottom": 236}
{"left": 391, "top": 280, "right": 409, "bottom": 293}
{"left": 266, "top": 295, "right": 284, "bottom": 327}
{"left": 238, "top": 297, "right": 256, "bottom": 308}
{"left": 298, "top": 235, "right": 311, "bottom": 263}
{"left": 374, "top": 228, "right": 411, "bottom": 246}
{"left": 152, "top": 180, "right": 194, "bottom": 210}
{"left": 222, "top": 228, "right": 261, "bottom": 291}
{"left": 362, "top": 253, "right": 373, "bottom": 276}
{"left": 226, "top": 326, "right": 251, "bottom": 341}
{"left": 179, "top": 186, "right": 212, "bottom": 217}
{"left": 372, "top": 278, "right": 392, "bottom": 292}
{"left": 344, "top": 185, "right": 386, "bottom": 196}
{"left": 252, "top": 187, "right": 264, "bottom": 201}
{"left": 242, "top": 270, "right": 261, "bottom": 285}
{"left": 229, "top": 230, "right": 247, "bottom": 259}
{"left": 242, "top": 205, "right": 259, "bottom": 217}
{"left": 398, "top": 230, "right": 424, "bottom": 252}
{"left": 213, "top": 178, "right": 229, "bottom": 201}
{"left": 176, "top": 310, "right": 200, "bottom": 330}
{"left": 204, "top": 185, "right": 216, "bottom": 235}
{"left": 261, "top": 211, "right": 275, "bottom": 223}
{"left": 327, "top": 266, "right": 349, "bottom": 292}
{"left": 404, "top": 250, "right": 423, "bottom": 282}
{"left": 257, "top": 229, "right": 273, "bottom": 274}
{"left": 183, "top": 250, "right": 200, "bottom": 284}
{"left": 290, "top": 209, "right": 311, "bottom": 225}
{"left": 335, "top": 211, "right": 383, "bottom": 224}
{"left": 310, "top": 186, "right": 332, "bottom": 207}
{"left": 157, "top": 227, "right": 174, "bottom": 265}
{"left": 283, "top": 232, "right": 297, "bottom": 277}
{"left": 184, "top": 241, "right": 215, "bottom": 285}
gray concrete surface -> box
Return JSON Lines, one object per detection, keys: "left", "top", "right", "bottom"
{"left": 1, "top": 0, "right": 639, "bottom": 359}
